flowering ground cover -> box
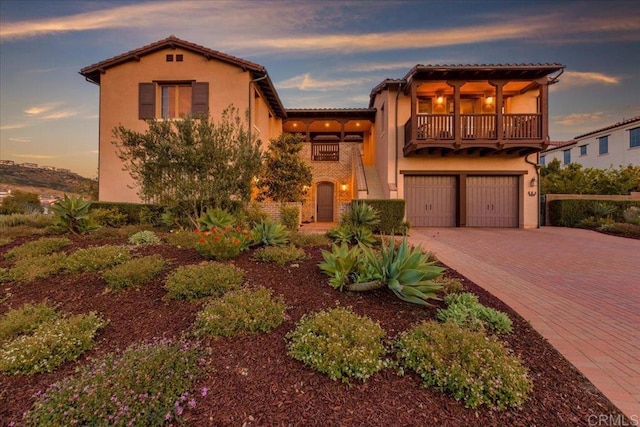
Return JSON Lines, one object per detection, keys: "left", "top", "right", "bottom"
{"left": 0, "top": 233, "right": 627, "bottom": 426}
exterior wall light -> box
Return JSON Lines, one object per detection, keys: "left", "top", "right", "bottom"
{"left": 340, "top": 183, "right": 348, "bottom": 192}
{"left": 530, "top": 177, "right": 537, "bottom": 187}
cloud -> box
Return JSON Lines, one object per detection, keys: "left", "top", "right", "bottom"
{"left": 8, "top": 137, "right": 31, "bottom": 143}
{"left": 278, "top": 73, "right": 372, "bottom": 91}
{"left": 0, "top": 123, "right": 27, "bottom": 131}
{"left": 11, "top": 153, "right": 59, "bottom": 159}
{"left": 41, "top": 111, "right": 78, "bottom": 120}
{"left": 560, "top": 71, "right": 621, "bottom": 88}
{"left": 24, "top": 102, "right": 62, "bottom": 116}
{"left": 554, "top": 112, "right": 606, "bottom": 126}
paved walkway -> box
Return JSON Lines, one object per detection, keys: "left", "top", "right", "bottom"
{"left": 409, "top": 227, "right": 640, "bottom": 421}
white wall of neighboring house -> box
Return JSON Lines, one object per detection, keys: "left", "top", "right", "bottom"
{"left": 542, "top": 117, "right": 640, "bottom": 168}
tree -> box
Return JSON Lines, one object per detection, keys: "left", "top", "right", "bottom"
{"left": 541, "top": 159, "right": 640, "bottom": 195}
{"left": 258, "top": 133, "right": 312, "bottom": 203}
{"left": 0, "top": 190, "right": 42, "bottom": 214}
{"left": 112, "top": 107, "right": 262, "bottom": 226}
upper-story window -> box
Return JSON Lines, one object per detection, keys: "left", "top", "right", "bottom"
{"left": 540, "top": 155, "right": 546, "bottom": 165}
{"left": 417, "top": 97, "right": 431, "bottom": 114}
{"left": 579, "top": 145, "right": 588, "bottom": 156}
{"left": 598, "top": 135, "right": 609, "bottom": 155}
{"left": 138, "top": 82, "right": 208, "bottom": 120}
{"left": 630, "top": 127, "right": 640, "bottom": 148}
{"left": 563, "top": 149, "right": 571, "bottom": 165}
{"left": 162, "top": 84, "right": 192, "bottom": 118}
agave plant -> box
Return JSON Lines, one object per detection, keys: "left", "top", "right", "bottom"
{"left": 360, "top": 236, "right": 444, "bottom": 305}
{"left": 250, "top": 220, "right": 290, "bottom": 246}
{"left": 197, "top": 207, "right": 235, "bottom": 231}
{"left": 50, "top": 195, "right": 98, "bottom": 235}
{"left": 318, "top": 243, "right": 379, "bottom": 291}
{"left": 343, "top": 201, "right": 380, "bottom": 229}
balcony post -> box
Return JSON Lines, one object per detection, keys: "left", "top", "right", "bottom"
{"left": 447, "top": 81, "right": 464, "bottom": 147}
{"left": 490, "top": 80, "right": 506, "bottom": 147}
{"left": 538, "top": 77, "right": 549, "bottom": 143}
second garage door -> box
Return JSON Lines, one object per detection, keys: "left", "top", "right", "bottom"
{"left": 466, "top": 176, "right": 518, "bottom": 227}
{"left": 405, "top": 176, "right": 457, "bottom": 227}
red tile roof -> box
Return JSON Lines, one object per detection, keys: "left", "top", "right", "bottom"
{"left": 574, "top": 116, "right": 640, "bottom": 139}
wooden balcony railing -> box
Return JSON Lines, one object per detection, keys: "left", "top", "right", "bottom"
{"left": 312, "top": 142, "right": 339, "bottom": 161}
{"left": 408, "top": 113, "right": 542, "bottom": 144}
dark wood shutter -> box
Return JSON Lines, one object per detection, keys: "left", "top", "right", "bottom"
{"left": 138, "top": 83, "right": 155, "bottom": 119}
{"left": 192, "top": 82, "right": 209, "bottom": 117}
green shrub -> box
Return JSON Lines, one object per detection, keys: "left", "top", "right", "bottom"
{"left": 89, "top": 202, "right": 164, "bottom": 225}
{"left": 195, "top": 287, "right": 286, "bottom": 337}
{"left": 4, "top": 237, "right": 71, "bottom": 260}
{"left": 623, "top": 206, "right": 640, "bottom": 225}
{"left": 395, "top": 321, "right": 532, "bottom": 409}
{"left": 64, "top": 245, "right": 131, "bottom": 273}
{"left": 128, "top": 230, "right": 162, "bottom": 245}
{"left": 279, "top": 205, "right": 300, "bottom": 231}
{"left": 88, "top": 207, "right": 128, "bottom": 228}
{"left": 9, "top": 253, "right": 68, "bottom": 282}
{"left": 0, "top": 268, "right": 11, "bottom": 284}
{"left": 164, "top": 262, "right": 244, "bottom": 300}
{"left": 433, "top": 275, "right": 465, "bottom": 295}
{"left": 289, "top": 232, "right": 330, "bottom": 247}
{"left": 0, "top": 302, "right": 59, "bottom": 343}
{"left": 286, "top": 306, "right": 387, "bottom": 384}
{"left": 548, "top": 199, "right": 640, "bottom": 227}
{"left": 166, "top": 230, "right": 200, "bottom": 248}
{"left": 241, "top": 201, "right": 268, "bottom": 227}
{"left": 598, "top": 222, "right": 640, "bottom": 237}
{"left": 50, "top": 194, "right": 99, "bottom": 234}
{"left": 250, "top": 220, "right": 290, "bottom": 246}
{"left": 0, "top": 213, "right": 55, "bottom": 228}
{"left": 0, "top": 190, "right": 42, "bottom": 214}
{"left": 25, "top": 338, "right": 206, "bottom": 426}
{"left": 0, "top": 312, "right": 106, "bottom": 374}
{"left": 102, "top": 255, "right": 166, "bottom": 291}
{"left": 195, "top": 226, "right": 251, "bottom": 260}
{"left": 354, "top": 199, "right": 406, "bottom": 234}
{"left": 0, "top": 237, "right": 13, "bottom": 247}
{"left": 437, "top": 292, "right": 512, "bottom": 334}
{"left": 253, "top": 245, "right": 309, "bottom": 265}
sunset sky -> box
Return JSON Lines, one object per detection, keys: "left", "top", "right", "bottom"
{"left": 1, "top": 0, "right": 639, "bottom": 178}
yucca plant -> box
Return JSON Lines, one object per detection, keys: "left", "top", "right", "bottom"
{"left": 197, "top": 207, "right": 235, "bottom": 231}
{"left": 50, "top": 195, "right": 99, "bottom": 235}
{"left": 250, "top": 220, "right": 290, "bottom": 246}
{"left": 360, "top": 236, "right": 444, "bottom": 305}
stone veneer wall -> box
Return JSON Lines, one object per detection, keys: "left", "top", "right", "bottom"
{"left": 258, "top": 201, "right": 303, "bottom": 226}
{"left": 299, "top": 142, "right": 360, "bottom": 223}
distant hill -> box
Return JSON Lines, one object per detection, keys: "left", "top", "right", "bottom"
{"left": 0, "top": 164, "right": 96, "bottom": 197}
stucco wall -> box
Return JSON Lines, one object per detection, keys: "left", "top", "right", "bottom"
{"left": 98, "top": 47, "right": 278, "bottom": 203}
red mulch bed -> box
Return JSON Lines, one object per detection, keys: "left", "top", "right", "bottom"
{"left": 0, "top": 234, "right": 627, "bottom": 426}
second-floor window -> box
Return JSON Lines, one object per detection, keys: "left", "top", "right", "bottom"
{"left": 162, "top": 84, "right": 192, "bottom": 119}
{"left": 417, "top": 97, "right": 431, "bottom": 114}
{"left": 579, "top": 145, "right": 588, "bottom": 156}
{"left": 630, "top": 127, "right": 640, "bottom": 148}
{"left": 598, "top": 136, "right": 609, "bottom": 155}
{"left": 563, "top": 149, "right": 571, "bottom": 165}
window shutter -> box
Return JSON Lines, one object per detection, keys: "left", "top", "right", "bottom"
{"left": 138, "top": 83, "right": 155, "bottom": 119}
{"left": 192, "top": 82, "right": 209, "bottom": 117}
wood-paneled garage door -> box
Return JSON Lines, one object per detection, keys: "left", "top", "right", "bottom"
{"left": 466, "top": 176, "right": 518, "bottom": 227}
{"left": 405, "top": 176, "right": 457, "bottom": 226}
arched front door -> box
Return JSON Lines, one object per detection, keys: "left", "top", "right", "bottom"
{"left": 316, "top": 182, "right": 334, "bottom": 222}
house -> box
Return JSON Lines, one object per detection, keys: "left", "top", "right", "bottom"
{"left": 81, "top": 36, "right": 564, "bottom": 228}
{"left": 542, "top": 116, "right": 640, "bottom": 168}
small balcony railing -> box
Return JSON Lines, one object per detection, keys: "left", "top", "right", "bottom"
{"left": 312, "top": 142, "right": 339, "bottom": 161}
{"left": 409, "top": 113, "right": 541, "bottom": 144}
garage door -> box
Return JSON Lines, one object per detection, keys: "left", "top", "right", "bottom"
{"left": 466, "top": 176, "right": 518, "bottom": 227}
{"left": 405, "top": 176, "right": 456, "bottom": 226}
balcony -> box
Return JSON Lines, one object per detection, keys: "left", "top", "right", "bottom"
{"left": 312, "top": 142, "right": 340, "bottom": 161}
{"left": 405, "top": 113, "right": 544, "bottom": 156}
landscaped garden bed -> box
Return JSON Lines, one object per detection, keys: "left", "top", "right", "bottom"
{"left": 0, "top": 229, "right": 627, "bottom": 426}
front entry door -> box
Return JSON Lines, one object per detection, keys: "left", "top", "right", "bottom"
{"left": 317, "top": 182, "right": 334, "bottom": 222}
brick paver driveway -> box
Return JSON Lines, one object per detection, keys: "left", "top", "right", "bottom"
{"left": 410, "top": 226, "right": 640, "bottom": 421}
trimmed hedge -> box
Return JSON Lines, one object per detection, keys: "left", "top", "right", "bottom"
{"left": 548, "top": 199, "right": 640, "bottom": 227}
{"left": 89, "top": 202, "right": 164, "bottom": 225}
{"left": 353, "top": 199, "right": 405, "bottom": 234}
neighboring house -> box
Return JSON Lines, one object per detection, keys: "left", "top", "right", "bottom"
{"left": 542, "top": 116, "right": 640, "bottom": 168}
{"left": 81, "top": 36, "right": 564, "bottom": 228}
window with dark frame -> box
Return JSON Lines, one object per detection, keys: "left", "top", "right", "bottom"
{"left": 176, "top": 54, "right": 184, "bottom": 62}
{"left": 162, "top": 84, "right": 192, "bottom": 119}
{"left": 579, "top": 145, "right": 587, "bottom": 156}
{"left": 630, "top": 127, "right": 640, "bottom": 148}
{"left": 598, "top": 136, "right": 609, "bottom": 155}
{"left": 166, "top": 54, "right": 174, "bottom": 62}
{"left": 563, "top": 149, "right": 571, "bottom": 165}
{"left": 138, "top": 81, "right": 208, "bottom": 120}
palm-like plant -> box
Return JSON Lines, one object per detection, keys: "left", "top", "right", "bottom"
{"left": 50, "top": 195, "right": 98, "bottom": 235}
